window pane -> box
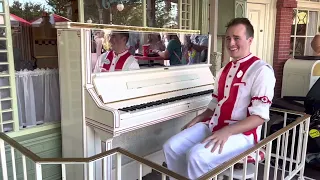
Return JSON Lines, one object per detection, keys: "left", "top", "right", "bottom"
{"left": 307, "top": 11, "right": 318, "bottom": 36}
{"left": 296, "top": 10, "right": 308, "bottom": 36}
{"left": 148, "top": 0, "right": 178, "bottom": 28}
{"left": 295, "top": 37, "right": 306, "bottom": 56}
{"left": 305, "top": 37, "right": 314, "bottom": 55}
{"left": 84, "top": 0, "right": 143, "bottom": 26}
{"left": 111, "top": 1, "right": 143, "bottom": 26}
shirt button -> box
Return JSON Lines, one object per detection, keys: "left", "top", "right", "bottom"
{"left": 229, "top": 75, "right": 232, "bottom": 78}
{"left": 226, "top": 85, "right": 229, "bottom": 88}
{"left": 112, "top": 64, "right": 115, "bottom": 65}
{"left": 214, "top": 114, "right": 217, "bottom": 116}
{"left": 218, "top": 104, "right": 220, "bottom": 106}
{"left": 233, "top": 66, "right": 236, "bottom": 68}
{"left": 224, "top": 96, "right": 226, "bottom": 98}
{"left": 211, "top": 122, "right": 213, "bottom": 125}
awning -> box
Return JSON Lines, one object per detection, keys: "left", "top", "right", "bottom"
{"left": 0, "top": 14, "right": 31, "bottom": 27}
{"left": 31, "top": 13, "right": 71, "bottom": 27}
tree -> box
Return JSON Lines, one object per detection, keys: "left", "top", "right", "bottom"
{"left": 9, "top": 1, "right": 46, "bottom": 21}
{"left": 111, "top": 2, "right": 143, "bottom": 26}
{"left": 46, "top": 0, "right": 71, "bottom": 17}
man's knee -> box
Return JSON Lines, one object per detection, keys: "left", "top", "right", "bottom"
{"left": 186, "top": 144, "right": 207, "bottom": 165}
{"left": 163, "top": 136, "right": 178, "bottom": 154}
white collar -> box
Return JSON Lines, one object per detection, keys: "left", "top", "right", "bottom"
{"left": 232, "top": 53, "right": 253, "bottom": 64}
{"left": 112, "top": 49, "right": 129, "bottom": 57}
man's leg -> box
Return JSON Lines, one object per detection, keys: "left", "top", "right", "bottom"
{"left": 163, "top": 123, "right": 212, "bottom": 177}
{"left": 186, "top": 133, "right": 255, "bottom": 179}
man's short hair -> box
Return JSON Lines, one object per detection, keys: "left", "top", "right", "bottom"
{"left": 225, "top": 18, "right": 254, "bottom": 38}
{"left": 112, "top": 31, "right": 130, "bottom": 43}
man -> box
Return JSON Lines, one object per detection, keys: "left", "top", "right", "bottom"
{"left": 163, "top": 18, "right": 276, "bottom": 179}
{"left": 93, "top": 31, "right": 140, "bottom": 73}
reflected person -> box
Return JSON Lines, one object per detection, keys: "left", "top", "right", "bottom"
{"left": 93, "top": 31, "right": 140, "bottom": 73}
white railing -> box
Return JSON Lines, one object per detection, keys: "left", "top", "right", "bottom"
{"left": 0, "top": 108, "right": 311, "bottom": 180}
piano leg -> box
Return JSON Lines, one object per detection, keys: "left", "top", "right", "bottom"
{"left": 86, "top": 126, "right": 114, "bottom": 180}
{"left": 103, "top": 139, "right": 113, "bottom": 180}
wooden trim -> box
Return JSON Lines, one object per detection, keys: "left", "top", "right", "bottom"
{"left": 6, "top": 123, "right": 61, "bottom": 138}
{"left": 248, "top": 0, "right": 271, "bottom": 4}
{"left": 297, "top": 1, "right": 320, "bottom": 10}
{"left": 55, "top": 22, "right": 200, "bottom": 34}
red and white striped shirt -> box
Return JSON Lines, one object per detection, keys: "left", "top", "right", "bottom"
{"left": 93, "top": 50, "right": 140, "bottom": 73}
{"left": 206, "top": 53, "right": 276, "bottom": 143}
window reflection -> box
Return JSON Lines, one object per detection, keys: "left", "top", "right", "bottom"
{"left": 91, "top": 30, "right": 210, "bottom": 73}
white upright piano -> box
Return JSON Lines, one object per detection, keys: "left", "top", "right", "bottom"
{"left": 56, "top": 22, "right": 215, "bottom": 180}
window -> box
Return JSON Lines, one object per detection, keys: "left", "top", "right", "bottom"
{"left": 180, "top": 0, "right": 192, "bottom": 29}
{"left": 3, "top": 0, "right": 76, "bottom": 133}
{"left": 291, "top": 1, "right": 320, "bottom": 56}
{"left": 148, "top": 0, "right": 179, "bottom": 28}
{"left": 83, "top": 0, "right": 144, "bottom": 26}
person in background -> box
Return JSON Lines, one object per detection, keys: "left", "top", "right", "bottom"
{"left": 93, "top": 31, "right": 140, "bottom": 73}
{"left": 147, "top": 33, "right": 165, "bottom": 52}
{"left": 127, "top": 31, "right": 140, "bottom": 55}
{"left": 187, "top": 34, "right": 209, "bottom": 64}
{"left": 153, "top": 33, "right": 182, "bottom": 66}
{"left": 162, "top": 18, "right": 276, "bottom": 179}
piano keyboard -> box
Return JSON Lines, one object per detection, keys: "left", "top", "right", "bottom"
{"left": 119, "top": 89, "right": 213, "bottom": 112}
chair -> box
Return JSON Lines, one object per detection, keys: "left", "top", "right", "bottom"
{"left": 272, "top": 77, "right": 320, "bottom": 115}
{"left": 218, "top": 149, "right": 266, "bottom": 180}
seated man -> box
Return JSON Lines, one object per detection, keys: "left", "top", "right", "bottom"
{"left": 93, "top": 31, "right": 140, "bottom": 73}
{"left": 163, "top": 18, "right": 276, "bottom": 179}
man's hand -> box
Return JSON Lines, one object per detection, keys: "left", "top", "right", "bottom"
{"left": 202, "top": 126, "right": 232, "bottom": 154}
{"left": 181, "top": 115, "right": 203, "bottom": 131}
{"left": 181, "top": 108, "right": 214, "bottom": 131}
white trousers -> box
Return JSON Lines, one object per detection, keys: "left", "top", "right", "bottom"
{"left": 163, "top": 123, "right": 255, "bottom": 179}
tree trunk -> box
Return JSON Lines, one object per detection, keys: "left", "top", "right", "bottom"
{"left": 147, "top": 0, "right": 156, "bottom": 27}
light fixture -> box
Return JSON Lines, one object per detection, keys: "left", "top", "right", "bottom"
{"left": 117, "top": 3, "right": 124, "bottom": 11}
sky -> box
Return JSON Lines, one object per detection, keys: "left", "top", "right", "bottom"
{"left": 8, "top": 0, "right": 49, "bottom": 7}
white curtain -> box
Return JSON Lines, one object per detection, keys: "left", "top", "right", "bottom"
{"left": 15, "top": 68, "right": 60, "bottom": 128}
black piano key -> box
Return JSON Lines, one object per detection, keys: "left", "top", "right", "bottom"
{"left": 119, "top": 89, "right": 214, "bottom": 112}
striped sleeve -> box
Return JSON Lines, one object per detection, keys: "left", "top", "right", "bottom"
{"left": 248, "top": 65, "right": 276, "bottom": 121}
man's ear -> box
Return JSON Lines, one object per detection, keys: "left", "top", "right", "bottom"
{"left": 248, "top": 37, "right": 253, "bottom": 45}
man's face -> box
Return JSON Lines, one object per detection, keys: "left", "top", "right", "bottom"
{"left": 225, "top": 24, "right": 253, "bottom": 60}
{"left": 109, "top": 32, "right": 126, "bottom": 51}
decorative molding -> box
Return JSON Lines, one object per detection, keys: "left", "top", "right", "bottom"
{"left": 297, "top": 1, "right": 320, "bottom": 10}
{"left": 6, "top": 123, "right": 61, "bottom": 138}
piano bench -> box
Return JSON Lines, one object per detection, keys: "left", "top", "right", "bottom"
{"left": 217, "top": 149, "right": 265, "bottom": 180}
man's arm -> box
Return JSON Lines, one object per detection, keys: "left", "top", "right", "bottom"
{"left": 127, "top": 57, "right": 140, "bottom": 71}
{"left": 182, "top": 68, "right": 222, "bottom": 130}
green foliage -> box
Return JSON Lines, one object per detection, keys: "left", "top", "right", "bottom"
{"left": 9, "top": 0, "right": 46, "bottom": 21}
{"left": 45, "top": 0, "right": 71, "bottom": 17}
{"left": 84, "top": 0, "right": 177, "bottom": 28}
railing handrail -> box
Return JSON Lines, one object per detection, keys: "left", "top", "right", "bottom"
{"left": 0, "top": 107, "right": 310, "bottom": 180}
{"left": 0, "top": 132, "right": 188, "bottom": 180}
